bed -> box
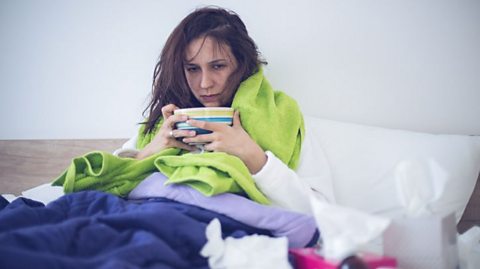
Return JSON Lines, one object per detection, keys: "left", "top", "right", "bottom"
{"left": 1, "top": 117, "right": 479, "bottom": 268}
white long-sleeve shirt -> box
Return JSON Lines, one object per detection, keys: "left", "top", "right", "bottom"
{"left": 114, "top": 117, "right": 336, "bottom": 215}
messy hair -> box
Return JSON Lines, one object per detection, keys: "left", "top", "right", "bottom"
{"left": 142, "top": 6, "right": 266, "bottom": 134}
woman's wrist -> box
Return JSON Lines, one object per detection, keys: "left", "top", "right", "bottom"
{"left": 241, "top": 144, "right": 267, "bottom": 174}
{"left": 135, "top": 150, "right": 147, "bottom": 160}
{"left": 136, "top": 146, "right": 155, "bottom": 160}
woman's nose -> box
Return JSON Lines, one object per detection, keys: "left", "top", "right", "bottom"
{"left": 200, "top": 71, "right": 214, "bottom": 89}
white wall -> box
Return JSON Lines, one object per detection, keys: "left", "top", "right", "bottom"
{"left": 1, "top": 0, "right": 479, "bottom": 139}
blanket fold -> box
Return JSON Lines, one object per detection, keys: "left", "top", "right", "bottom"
{"left": 53, "top": 68, "right": 304, "bottom": 204}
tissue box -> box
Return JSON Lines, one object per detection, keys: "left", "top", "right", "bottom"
{"left": 383, "top": 211, "right": 459, "bottom": 269}
{"left": 289, "top": 248, "right": 397, "bottom": 269}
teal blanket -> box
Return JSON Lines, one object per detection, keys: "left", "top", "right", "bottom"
{"left": 53, "top": 68, "right": 304, "bottom": 204}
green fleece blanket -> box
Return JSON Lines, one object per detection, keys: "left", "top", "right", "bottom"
{"left": 53, "top": 68, "right": 304, "bottom": 204}
{"left": 52, "top": 151, "right": 159, "bottom": 196}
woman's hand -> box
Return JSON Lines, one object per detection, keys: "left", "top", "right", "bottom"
{"left": 182, "top": 111, "right": 267, "bottom": 174}
{"left": 136, "top": 104, "right": 197, "bottom": 159}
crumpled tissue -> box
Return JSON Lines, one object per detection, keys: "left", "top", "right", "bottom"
{"left": 309, "top": 196, "right": 391, "bottom": 261}
{"left": 394, "top": 159, "right": 448, "bottom": 217}
{"left": 200, "top": 218, "right": 292, "bottom": 269}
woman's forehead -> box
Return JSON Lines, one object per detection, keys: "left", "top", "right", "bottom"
{"left": 185, "top": 36, "right": 233, "bottom": 63}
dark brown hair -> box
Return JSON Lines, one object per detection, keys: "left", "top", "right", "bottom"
{"left": 142, "top": 6, "right": 266, "bottom": 134}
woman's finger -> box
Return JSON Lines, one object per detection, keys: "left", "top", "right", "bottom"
{"left": 170, "top": 129, "right": 196, "bottom": 139}
{"left": 202, "top": 142, "right": 216, "bottom": 152}
{"left": 170, "top": 139, "right": 197, "bottom": 152}
{"left": 186, "top": 119, "right": 226, "bottom": 132}
{"left": 164, "top": 114, "right": 189, "bottom": 129}
{"left": 183, "top": 133, "right": 214, "bottom": 145}
{"left": 161, "top": 104, "right": 179, "bottom": 119}
{"left": 232, "top": 110, "right": 241, "bottom": 128}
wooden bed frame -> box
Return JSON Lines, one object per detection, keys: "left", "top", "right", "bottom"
{"left": 0, "top": 139, "right": 127, "bottom": 195}
{"left": 0, "top": 139, "right": 478, "bottom": 233}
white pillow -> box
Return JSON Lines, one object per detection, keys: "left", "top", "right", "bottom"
{"left": 304, "top": 115, "right": 480, "bottom": 222}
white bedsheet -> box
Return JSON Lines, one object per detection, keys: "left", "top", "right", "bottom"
{"left": 2, "top": 183, "right": 64, "bottom": 205}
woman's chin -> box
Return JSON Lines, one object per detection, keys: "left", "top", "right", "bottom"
{"left": 202, "top": 102, "right": 221, "bottom": 107}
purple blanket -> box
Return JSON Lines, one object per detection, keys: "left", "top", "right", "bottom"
{"left": 129, "top": 172, "right": 319, "bottom": 248}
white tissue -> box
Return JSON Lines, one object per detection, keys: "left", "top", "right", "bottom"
{"left": 200, "top": 218, "right": 292, "bottom": 269}
{"left": 458, "top": 226, "right": 480, "bottom": 269}
{"left": 394, "top": 159, "right": 448, "bottom": 217}
{"left": 310, "top": 196, "right": 390, "bottom": 261}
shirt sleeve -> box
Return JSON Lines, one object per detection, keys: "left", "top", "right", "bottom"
{"left": 252, "top": 151, "right": 326, "bottom": 215}
{"left": 252, "top": 128, "right": 336, "bottom": 215}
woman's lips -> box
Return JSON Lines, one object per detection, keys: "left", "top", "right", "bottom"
{"left": 200, "top": 94, "right": 220, "bottom": 102}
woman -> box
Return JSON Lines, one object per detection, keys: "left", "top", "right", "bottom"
{"left": 135, "top": 7, "right": 267, "bottom": 174}
{"left": 116, "top": 6, "right": 331, "bottom": 214}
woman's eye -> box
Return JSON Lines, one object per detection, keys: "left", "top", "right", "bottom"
{"left": 186, "top": 66, "right": 199, "bottom": 72}
{"left": 212, "top": 64, "right": 225, "bottom": 70}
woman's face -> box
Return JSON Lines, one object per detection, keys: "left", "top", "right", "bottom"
{"left": 184, "top": 36, "right": 238, "bottom": 107}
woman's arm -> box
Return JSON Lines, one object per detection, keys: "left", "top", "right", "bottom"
{"left": 252, "top": 131, "right": 336, "bottom": 215}
{"left": 252, "top": 151, "right": 313, "bottom": 214}
{"left": 113, "top": 114, "right": 335, "bottom": 214}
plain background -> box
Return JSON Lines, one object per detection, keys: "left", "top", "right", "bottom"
{"left": 1, "top": 0, "right": 479, "bottom": 139}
